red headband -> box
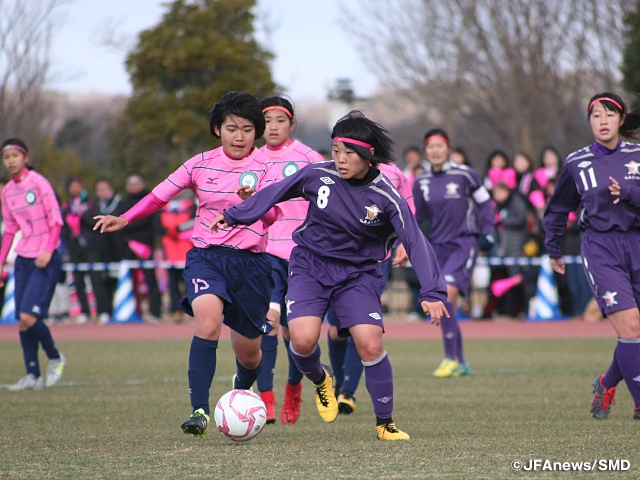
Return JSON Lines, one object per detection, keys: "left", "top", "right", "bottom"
{"left": 423, "top": 134, "right": 449, "bottom": 146}
{"left": 1, "top": 144, "right": 27, "bottom": 154}
{"left": 589, "top": 97, "right": 623, "bottom": 112}
{"left": 262, "top": 105, "right": 293, "bottom": 118}
{"left": 333, "top": 137, "right": 373, "bottom": 149}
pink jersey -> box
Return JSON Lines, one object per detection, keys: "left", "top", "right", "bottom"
{"left": 378, "top": 163, "right": 416, "bottom": 213}
{"left": 2, "top": 170, "right": 63, "bottom": 258}
{"left": 151, "top": 146, "right": 275, "bottom": 253}
{"left": 260, "top": 140, "right": 323, "bottom": 260}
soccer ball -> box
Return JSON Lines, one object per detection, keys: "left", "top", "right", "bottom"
{"left": 214, "top": 389, "right": 267, "bottom": 441}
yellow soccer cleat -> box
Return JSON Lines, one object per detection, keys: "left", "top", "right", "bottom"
{"left": 337, "top": 393, "right": 356, "bottom": 414}
{"left": 377, "top": 422, "right": 410, "bottom": 440}
{"left": 432, "top": 358, "right": 459, "bottom": 378}
{"left": 313, "top": 365, "right": 338, "bottom": 423}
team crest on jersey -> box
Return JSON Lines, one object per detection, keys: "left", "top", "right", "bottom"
{"left": 603, "top": 291, "right": 618, "bottom": 307}
{"left": 360, "top": 204, "right": 382, "bottom": 225}
{"left": 578, "top": 161, "right": 592, "bottom": 168}
{"left": 320, "top": 176, "right": 335, "bottom": 185}
{"left": 283, "top": 162, "right": 299, "bottom": 177}
{"left": 624, "top": 160, "right": 640, "bottom": 179}
{"left": 25, "top": 190, "right": 36, "bottom": 204}
{"left": 239, "top": 172, "right": 258, "bottom": 188}
{"left": 444, "top": 182, "right": 461, "bottom": 199}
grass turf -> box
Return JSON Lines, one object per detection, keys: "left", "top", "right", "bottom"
{"left": 1, "top": 337, "right": 639, "bottom": 479}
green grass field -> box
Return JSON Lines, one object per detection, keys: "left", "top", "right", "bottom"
{"left": 1, "top": 337, "right": 638, "bottom": 479}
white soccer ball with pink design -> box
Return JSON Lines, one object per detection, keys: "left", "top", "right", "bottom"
{"left": 214, "top": 389, "right": 267, "bottom": 441}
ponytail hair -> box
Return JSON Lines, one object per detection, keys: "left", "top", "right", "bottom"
{"left": 331, "top": 111, "right": 394, "bottom": 167}
{"left": 587, "top": 92, "right": 640, "bottom": 139}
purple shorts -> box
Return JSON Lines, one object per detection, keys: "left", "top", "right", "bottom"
{"left": 431, "top": 236, "right": 478, "bottom": 297}
{"left": 286, "top": 247, "right": 384, "bottom": 337}
{"left": 581, "top": 230, "right": 640, "bottom": 316}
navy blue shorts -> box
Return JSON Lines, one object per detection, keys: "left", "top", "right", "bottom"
{"left": 14, "top": 251, "right": 62, "bottom": 320}
{"left": 581, "top": 230, "right": 640, "bottom": 316}
{"left": 180, "top": 246, "right": 274, "bottom": 339}
{"left": 267, "top": 254, "right": 290, "bottom": 327}
{"left": 287, "top": 247, "right": 384, "bottom": 337}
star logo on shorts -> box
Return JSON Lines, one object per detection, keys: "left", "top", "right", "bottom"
{"left": 286, "top": 299, "right": 295, "bottom": 315}
{"left": 602, "top": 291, "right": 618, "bottom": 307}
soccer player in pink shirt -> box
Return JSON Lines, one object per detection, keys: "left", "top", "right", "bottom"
{"left": 94, "top": 92, "right": 280, "bottom": 438}
{"left": 256, "top": 96, "right": 324, "bottom": 425}
{"left": 1, "top": 138, "right": 66, "bottom": 390}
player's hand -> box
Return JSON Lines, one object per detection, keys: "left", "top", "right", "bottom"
{"left": 265, "top": 308, "right": 280, "bottom": 337}
{"left": 478, "top": 233, "right": 496, "bottom": 252}
{"left": 392, "top": 243, "right": 409, "bottom": 266}
{"left": 550, "top": 257, "right": 565, "bottom": 274}
{"left": 93, "top": 215, "right": 128, "bottom": 233}
{"left": 609, "top": 176, "right": 621, "bottom": 204}
{"left": 421, "top": 300, "right": 449, "bottom": 326}
{"left": 235, "top": 186, "right": 255, "bottom": 201}
{"left": 35, "top": 251, "right": 52, "bottom": 269}
{"left": 210, "top": 214, "right": 228, "bottom": 232}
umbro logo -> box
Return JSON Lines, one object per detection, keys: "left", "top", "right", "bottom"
{"left": 377, "top": 396, "right": 392, "bottom": 404}
{"left": 369, "top": 312, "right": 382, "bottom": 320}
{"left": 633, "top": 375, "right": 640, "bottom": 382}
{"left": 578, "top": 161, "right": 592, "bottom": 168}
{"left": 320, "top": 177, "right": 335, "bottom": 185}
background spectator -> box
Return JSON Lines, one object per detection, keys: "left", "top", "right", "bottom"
{"left": 61, "top": 175, "right": 110, "bottom": 324}
{"left": 159, "top": 189, "right": 196, "bottom": 323}
{"left": 117, "top": 172, "right": 163, "bottom": 322}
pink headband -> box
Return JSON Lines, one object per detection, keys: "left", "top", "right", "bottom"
{"left": 423, "top": 134, "right": 449, "bottom": 146}
{"left": 262, "top": 105, "right": 293, "bottom": 118}
{"left": 1, "top": 144, "right": 27, "bottom": 154}
{"left": 333, "top": 137, "right": 373, "bottom": 149}
{"left": 589, "top": 97, "right": 623, "bottom": 112}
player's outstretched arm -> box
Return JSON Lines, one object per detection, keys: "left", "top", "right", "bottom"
{"left": 93, "top": 215, "right": 128, "bottom": 233}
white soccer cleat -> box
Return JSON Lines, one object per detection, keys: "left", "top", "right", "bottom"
{"left": 45, "top": 353, "right": 66, "bottom": 387}
{"left": 7, "top": 374, "right": 44, "bottom": 391}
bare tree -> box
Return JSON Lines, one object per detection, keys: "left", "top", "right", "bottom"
{"left": 346, "top": 0, "right": 635, "bottom": 163}
{"left": 0, "top": 0, "right": 67, "bottom": 143}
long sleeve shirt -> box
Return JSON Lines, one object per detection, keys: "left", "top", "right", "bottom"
{"left": 412, "top": 161, "right": 495, "bottom": 245}
{"left": 543, "top": 141, "right": 640, "bottom": 258}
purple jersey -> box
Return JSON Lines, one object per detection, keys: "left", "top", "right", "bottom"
{"left": 223, "top": 161, "right": 447, "bottom": 303}
{"left": 543, "top": 141, "right": 640, "bottom": 258}
{"left": 412, "top": 161, "right": 495, "bottom": 245}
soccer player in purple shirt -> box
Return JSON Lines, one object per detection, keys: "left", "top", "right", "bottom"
{"left": 413, "top": 128, "right": 496, "bottom": 378}
{"left": 212, "top": 111, "right": 448, "bottom": 440}
{"left": 543, "top": 92, "right": 640, "bottom": 420}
